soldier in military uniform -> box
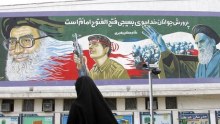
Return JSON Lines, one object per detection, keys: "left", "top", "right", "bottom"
{"left": 74, "top": 34, "right": 130, "bottom": 80}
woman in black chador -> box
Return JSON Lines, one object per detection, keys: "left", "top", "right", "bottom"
{"left": 67, "top": 76, "right": 118, "bottom": 124}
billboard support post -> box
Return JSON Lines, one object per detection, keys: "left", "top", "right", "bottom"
{"left": 143, "top": 63, "right": 161, "bottom": 124}
{"left": 148, "top": 70, "right": 154, "bottom": 124}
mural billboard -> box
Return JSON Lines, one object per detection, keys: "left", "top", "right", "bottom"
{"left": 140, "top": 112, "right": 172, "bottom": 124}
{"left": 0, "top": 11, "right": 220, "bottom": 86}
{"left": 216, "top": 111, "right": 220, "bottom": 124}
{"left": 22, "top": 115, "right": 53, "bottom": 124}
{"left": 0, "top": 116, "right": 19, "bottom": 124}
{"left": 178, "top": 111, "right": 210, "bottom": 124}
{"left": 115, "top": 114, "right": 133, "bottom": 124}
{"left": 61, "top": 114, "right": 68, "bottom": 124}
{"left": 61, "top": 113, "right": 133, "bottom": 124}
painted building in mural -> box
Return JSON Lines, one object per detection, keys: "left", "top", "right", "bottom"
{"left": 0, "top": 0, "right": 220, "bottom": 124}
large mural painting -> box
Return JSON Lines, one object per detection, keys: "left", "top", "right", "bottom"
{"left": 0, "top": 11, "right": 220, "bottom": 85}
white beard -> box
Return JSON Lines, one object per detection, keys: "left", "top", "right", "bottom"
{"left": 6, "top": 36, "right": 73, "bottom": 81}
{"left": 198, "top": 43, "right": 214, "bottom": 64}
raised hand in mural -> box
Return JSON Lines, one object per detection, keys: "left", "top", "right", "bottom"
{"left": 73, "top": 53, "right": 89, "bottom": 76}
{"left": 73, "top": 54, "right": 87, "bottom": 69}
{"left": 142, "top": 25, "right": 168, "bottom": 52}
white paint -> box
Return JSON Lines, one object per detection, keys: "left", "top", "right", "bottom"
{"left": 0, "top": 0, "right": 218, "bottom": 12}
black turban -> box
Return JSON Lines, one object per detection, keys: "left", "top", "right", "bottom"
{"left": 1, "top": 17, "right": 65, "bottom": 40}
{"left": 192, "top": 24, "right": 220, "bottom": 44}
